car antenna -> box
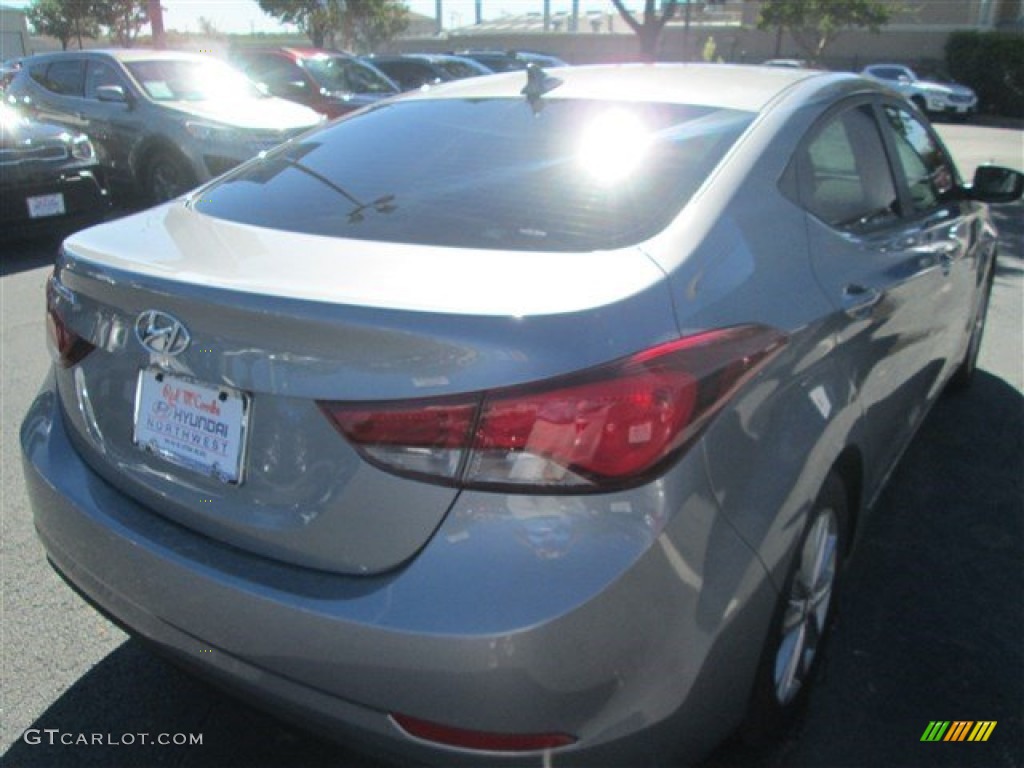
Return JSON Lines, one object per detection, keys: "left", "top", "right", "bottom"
{"left": 521, "top": 63, "right": 562, "bottom": 113}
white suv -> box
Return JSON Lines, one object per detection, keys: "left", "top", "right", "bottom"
{"left": 861, "top": 64, "right": 978, "bottom": 118}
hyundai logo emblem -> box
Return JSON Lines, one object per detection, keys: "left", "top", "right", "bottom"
{"left": 135, "top": 310, "right": 190, "bottom": 356}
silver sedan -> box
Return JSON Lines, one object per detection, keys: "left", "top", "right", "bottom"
{"left": 21, "top": 64, "right": 1023, "bottom": 766}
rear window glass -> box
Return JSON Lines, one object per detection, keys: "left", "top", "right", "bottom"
{"left": 194, "top": 98, "right": 753, "bottom": 252}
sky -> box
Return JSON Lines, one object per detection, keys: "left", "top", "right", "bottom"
{"left": 5, "top": 0, "right": 641, "bottom": 34}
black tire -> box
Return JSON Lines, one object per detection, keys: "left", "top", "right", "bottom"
{"left": 144, "top": 149, "right": 197, "bottom": 205}
{"left": 741, "top": 472, "right": 848, "bottom": 743}
{"left": 949, "top": 259, "right": 995, "bottom": 391}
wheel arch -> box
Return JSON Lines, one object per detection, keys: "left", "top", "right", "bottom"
{"left": 129, "top": 136, "right": 195, "bottom": 188}
{"left": 831, "top": 445, "right": 863, "bottom": 558}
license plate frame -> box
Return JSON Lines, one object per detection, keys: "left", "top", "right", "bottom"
{"left": 132, "top": 369, "right": 250, "bottom": 484}
{"left": 27, "top": 192, "right": 66, "bottom": 219}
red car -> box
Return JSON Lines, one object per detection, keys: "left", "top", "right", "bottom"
{"left": 230, "top": 47, "right": 399, "bottom": 119}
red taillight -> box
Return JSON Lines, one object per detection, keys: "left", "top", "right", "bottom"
{"left": 320, "top": 325, "right": 786, "bottom": 491}
{"left": 391, "top": 713, "right": 576, "bottom": 752}
{"left": 46, "top": 273, "right": 95, "bottom": 368}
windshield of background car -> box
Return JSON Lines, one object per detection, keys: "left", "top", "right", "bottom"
{"left": 194, "top": 98, "right": 753, "bottom": 252}
{"left": 301, "top": 56, "right": 396, "bottom": 94}
{"left": 435, "top": 58, "right": 487, "bottom": 79}
{"left": 125, "top": 59, "right": 264, "bottom": 101}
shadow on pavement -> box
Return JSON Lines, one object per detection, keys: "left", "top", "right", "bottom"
{"left": 2, "top": 639, "right": 386, "bottom": 768}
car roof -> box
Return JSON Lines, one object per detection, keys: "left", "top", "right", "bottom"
{"left": 27, "top": 48, "right": 218, "bottom": 64}
{"left": 233, "top": 47, "right": 357, "bottom": 60}
{"left": 401, "top": 63, "right": 859, "bottom": 113}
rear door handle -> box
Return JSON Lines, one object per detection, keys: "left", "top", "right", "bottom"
{"left": 842, "top": 284, "right": 882, "bottom": 318}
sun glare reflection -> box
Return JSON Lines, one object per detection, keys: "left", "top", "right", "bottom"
{"left": 576, "top": 109, "right": 651, "bottom": 185}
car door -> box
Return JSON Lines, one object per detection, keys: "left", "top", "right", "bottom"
{"left": 792, "top": 97, "right": 955, "bottom": 501}
{"left": 81, "top": 58, "right": 144, "bottom": 187}
{"left": 876, "top": 101, "right": 979, "bottom": 384}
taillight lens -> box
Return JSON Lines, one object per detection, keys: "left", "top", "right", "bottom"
{"left": 321, "top": 325, "right": 786, "bottom": 491}
{"left": 46, "top": 273, "right": 95, "bottom": 368}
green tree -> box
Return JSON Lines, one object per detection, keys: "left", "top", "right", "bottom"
{"left": 25, "top": 0, "right": 98, "bottom": 50}
{"left": 347, "top": 0, "right": 409, "bottom": 53}
{"left": 257, "top": 0, "right": 340, "bottom": 48}
{"left": 609, "top": 0, "right": 679, "bottom": 62}
{"left": 197, "top": 16, "right": 221, "bottom": 38}
{"left": 258, "top": 0, "right": 408, "bottom": 51}
{"left": 94, "top": 0, "right": 150, "bottom": 47}
{"left": 758, "top": 0, "right": 895, "bottom": 63}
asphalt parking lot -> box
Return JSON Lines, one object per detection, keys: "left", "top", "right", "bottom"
{"left": 1, "top": 123, "right": 1022, "bottom": 768}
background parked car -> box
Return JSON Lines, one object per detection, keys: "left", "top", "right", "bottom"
{"left": 230, "top": 47, "right": 398, "bottom": 119}
{"left": 362, "top": 53, "right": 492, "bottom": 91}
{"left": 861, "top": 63, "right": 978, "bottom": 119}
{"left": 5, "top": 49, "right": 322, "bottom": 204}
{"left": 455, "top": 49, "right": 568, "bottom": 71}
{"left": 1, "top": 57, "right": 23, "bottom": 94}
{"left": 0, "top": 101, "right": 109, "bottom": 238}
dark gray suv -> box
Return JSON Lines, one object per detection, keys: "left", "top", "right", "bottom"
{"left": 6, "top": 49, "right": 322, "bottom": 203}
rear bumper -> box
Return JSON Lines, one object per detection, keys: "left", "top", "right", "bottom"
{"left": 21, "top": 381, "right": 776, "bottom": 766}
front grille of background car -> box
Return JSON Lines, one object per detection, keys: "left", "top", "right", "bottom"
{"left": 949, "top": 94, "right": 973, "bottom": 104}
{"left": 0, "top": 144, "right": 68, "bottom": 165}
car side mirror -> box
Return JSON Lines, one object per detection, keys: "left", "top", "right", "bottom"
{"left": 96, "top": 85, "right": 129, "bottom": 104}
{"left": 970, "top": 165, "right": 1024, "bottom": 204}
{"left": 896, "top": 75, "right": 911, "bottom": 84}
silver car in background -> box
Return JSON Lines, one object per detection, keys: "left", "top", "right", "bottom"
{"left": 861, "top": 63, "right": 979, "bottom": 118}
{"left": 5, "top": 49, "right": 322, "bottom": 203}
{"left": 21, "top": 64, "right": 1023, "bottom": 766}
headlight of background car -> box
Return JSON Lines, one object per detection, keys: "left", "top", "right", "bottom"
{"left": 70, "top": 134, "right": 96, "bottom": 161}
{"left": 184, "top": 120, "right": 240, "bottom": 143}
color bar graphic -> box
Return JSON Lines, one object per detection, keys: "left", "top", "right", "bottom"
{"left": 967, "top": 722, "right": 997, "bottom": 742}
{"left": 921, "top": 721, "right": 996, "bottom": 742}
{"left": 921, "top": 721, "right": 950, "bottom": 741}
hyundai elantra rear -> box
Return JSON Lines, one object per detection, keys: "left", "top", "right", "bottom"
{"left": 22, "top": 64, "right": 1009, "bottom": 766}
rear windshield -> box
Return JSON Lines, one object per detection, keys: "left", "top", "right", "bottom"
{"left": 194, "top": 98, "right": 753, "bottom": 252}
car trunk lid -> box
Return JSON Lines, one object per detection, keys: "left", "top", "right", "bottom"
{"left": 52, "top": 203, "right": 678, "bottom": 574}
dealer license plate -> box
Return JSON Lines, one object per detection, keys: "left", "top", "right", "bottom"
{"left": 133, "top": 369, "right": 249, "bottom": 483}
{"left": 26, "top": 193, "right": 66, "bottom": 219}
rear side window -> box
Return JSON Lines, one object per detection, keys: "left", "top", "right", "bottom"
{"left": 881, "top": 105, "right": 956, "bottom": 214}
{"left": 795, "top": 104, "right": 899, "bottom": 230}
{"left": 34, "top": 59, "right": 86, "bottom": 96}
{"left": 194, "top": 98, "right": 753, "bottom": 252}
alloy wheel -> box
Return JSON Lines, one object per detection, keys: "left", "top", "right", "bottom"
{"left": 773, "top": 507, "right": 839, "bottom": 705}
